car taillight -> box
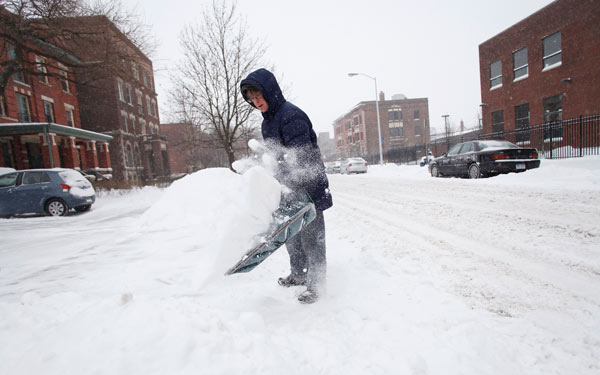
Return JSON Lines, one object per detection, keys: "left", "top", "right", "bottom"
{"left": 365, "top": 162, "right": 368, "bottom": 166}
{"left": 349, "top": 163, "right": 353, "bottom": 167}
{"left": 61, "top": 183, "right": 71, "bottom": 192}
{"left": 490, "top": 153, "right": 507, "bottom": 160}
{"left": 532, "top": 152, "right": 538, "bottom": 159}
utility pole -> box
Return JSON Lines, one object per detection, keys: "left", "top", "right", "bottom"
{"left": 442, "top": 114, "right": 450, "bottom": 151}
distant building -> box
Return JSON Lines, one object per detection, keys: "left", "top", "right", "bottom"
{"left": 478, "top": 0, "right": 600, "bottom": 134}
{"left": 0, "top": 11, "right": 112, "bottom": 171}
{"left": 317, "top": 132, "right": 336, "bottom": 161}
{"left": 333, "top": 92, "right": 430, "bottom": 163}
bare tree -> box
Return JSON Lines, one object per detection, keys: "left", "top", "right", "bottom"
{"left": 0, "top": 0, "right": 155, "bottom": 97}
{"left": 169, "top": 0, "right": 268, "bottom": 169}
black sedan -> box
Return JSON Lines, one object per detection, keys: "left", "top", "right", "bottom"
{"left": 429, "top": 140, "right": 540, "bottom": 179}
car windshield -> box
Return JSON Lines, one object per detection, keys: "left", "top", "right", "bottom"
{"left": 477, "top": 140, "right": 518, "bottom": 150}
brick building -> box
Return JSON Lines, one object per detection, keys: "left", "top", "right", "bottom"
{"left": 0, "top": 24, "right": 112, "bottom": 171}
{"left": 479, "top": 0, "right": 600, "bottom": 134}
{"left": 65, "top": 16, "right": 168, "bottom": 182}
{"left": 333, "top": 92, "right": 430, "bottom": 163}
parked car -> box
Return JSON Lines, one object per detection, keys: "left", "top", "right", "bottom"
{"left": 340, "top": 157, "right": 368, "bottom": 174}
{"left": 429, "top": 140, "right": 540, "bottom": 179}
{"left": 0, "top": 168, "right": 96, "bottom": 217}
{"left": 85, "top": 169, "right": 112, "bottom": 181}
{"left": 325, "top": 161, "right": 341, "bottom": 174}
{"left": 78, "top": 170, "right": 96, "bottom": 182}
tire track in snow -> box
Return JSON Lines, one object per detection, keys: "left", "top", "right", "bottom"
{"left": 328, "top": 176, "right": 600, "bottom": 319}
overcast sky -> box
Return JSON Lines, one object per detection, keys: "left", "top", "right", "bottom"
{"left": 123, "top": 0, "right": 554, "bottom": 136}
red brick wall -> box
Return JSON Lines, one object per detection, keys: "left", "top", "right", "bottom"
{"left": 479, "top": 0, "right": 600, "bottom": 132}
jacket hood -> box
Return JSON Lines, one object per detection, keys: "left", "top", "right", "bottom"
{"left": 240, "top": 68, "right": 285, "bottom": 117}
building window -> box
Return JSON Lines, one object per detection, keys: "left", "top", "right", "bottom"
{"left": 388, "top": 108, "right": 402, "bottom": 122}
{"left": 0, "top": 95, "right": 6, "bottom": 117}
{"left": 513, "top": 47, "right": 528, "bottom": 81}
{"left": 65, "top": 108, "right": 74, "bottom": 127}
{"left": 152, "top": 99, "right": 158, "bottom": 117}
{"left": 414, "top": 110, "right": 420, "bottom": 120}
{"left": 16, "top": 93, "right": 31, "bottom": 122}
{"left": 353, "top": 116, "right": 359, "bottom": 126}
{"left": 136, "top": 90, "right": 144, "bottom": 115}
{"left": 58, "top": 64, "right": 70, "bottom": 93}
{"left": 121, "top": 112, "right": 129, "bottom": 132}
{"left": 543, "top": 94, "right": 563, "bottom": 139}
{"left": 491, "top": 109, "right": 504, "bottom": 134}
{"left": 36, "top": 56, "right": 49, "bottom": 84}
{"left": 43, "top": 100, "right": 55, "bottom": 122}
{"left": 132, "top": 62, "right": 139, "bottom": 80}
{"left": 543, "top": 31, "right": 562, "bottom": 69}
{"left": 8, "top": 44, "right": 26, "bottom": 83}
{"left": 514, "top": 103, "right": 530, "bottom": 143}
{"left": 124, "top": 84, "right": 133, "bottom": 105}
{"left": 117, "top": 80, "right": 125, "bottom": 102}
{"left": 146, "top": 96, "right": 152, "bottom": 116}
{"left": 126, "top": 143, "right": 133, "bottom": 167}
{"left": 388, "top": 108, "right": 403, "bottom": 137}
{"left": 415, "top": 124, "right": 422, "bottom": 136}
{"left": 129, "top": 115, "right": 136, "bottom": 133}
{"left": 489, "top": 60, "right": 502, "bottom": 89}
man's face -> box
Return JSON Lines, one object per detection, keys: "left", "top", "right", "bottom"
{"left": 248, "top": 90, "right": 268, "bottom": 113}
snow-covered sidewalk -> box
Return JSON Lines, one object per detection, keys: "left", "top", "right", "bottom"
{"left": 1, "top": 157, "right": 599, "bottom": 374}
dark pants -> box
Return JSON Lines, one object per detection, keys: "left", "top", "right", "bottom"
{"left": 285, "top": 210, "right": 326, "bottom": 292}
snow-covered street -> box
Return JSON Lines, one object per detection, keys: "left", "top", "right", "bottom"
{"left": 1, "top": 157, "right": 599, "bottom": 374}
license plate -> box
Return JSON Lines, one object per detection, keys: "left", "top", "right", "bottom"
{"left": 516, "top": 163, "right": 526, "bottom": 170}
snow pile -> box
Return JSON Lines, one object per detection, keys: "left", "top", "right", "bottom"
{"left": 141, "top": 166, "right": 282, "bottom": 275}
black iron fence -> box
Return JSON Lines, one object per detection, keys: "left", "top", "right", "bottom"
{"left": 377, "top": 114, "right": 600, "bottom": 164}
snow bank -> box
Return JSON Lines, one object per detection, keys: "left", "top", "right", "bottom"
{"left": 141, "top": 166, "right": 282, "bottom": 278}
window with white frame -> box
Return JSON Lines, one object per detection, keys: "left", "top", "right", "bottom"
{"left": 36, "top": 56, "right": 49, "bottom": 84}
{"left": 58, "top": 64, "right": 70, "bottom": 93}
{"left": 388, "top": 108, "right": 404, "bottom": 137}
{"left": 414, "top": 110, "right": 420, "bottom": 120}
{"left": 129, "top": 114, "right": 136, "bottom": 133}
{"left": 43, "top": 100, "right": 55, "bottom": 122}
{"left": 121, "top": 112, "right": 129, "bottom": 132}
{"left": 489, "top": 60, "right": 502, "bottom": 89}
{"left": 136, "top": 89, "right": 143, "bottom": 115}
{"left": 117, "top": 80, "right": 125, "bottom": 102}
{"left": 146, "top": 96, "right": 152, "bottom": 116}
{"left": 152, "top": 99, "right": 158, "bottom": 117}
{"left": 513, "top": 47, "right": 528, "bottom": 80}
{"left": 65, "top": 107, "right": 75, "bottom": 127}
{"left": 126, "top": 143, "right": 133, "bottom": 167}
{"left": 139, "top": 119, "right": 147, "bottom": 134}
{"left": 543, "top": 31, "right": 562, "bottom": 69}
{"left": 16, "top": 93, "right": 31, "bottom": 122}
{"left": 125, "top": 84, "right": 133, "bottom": 105}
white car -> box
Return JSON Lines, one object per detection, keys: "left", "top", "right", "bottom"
{"left": 340, "top": 157, "right": 368, "bottom": 174}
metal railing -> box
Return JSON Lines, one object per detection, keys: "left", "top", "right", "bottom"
{"left": 367, "top": 114, "right": 600, "bottom": 164}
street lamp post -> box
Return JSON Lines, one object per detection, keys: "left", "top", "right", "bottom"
{"left": 348, "top": 72, "right": 384, "bottom": 165}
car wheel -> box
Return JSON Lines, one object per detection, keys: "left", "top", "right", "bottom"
{"left": 75, "top": 204, "right": 91, "bottom": 213}
{"left": 468, "top": 164, "right": 481, "bottom": 179}
{"left": 431, "top": 165, "right": 440, "bottom": 178}
{"left": 45, "top": 199, "right": 67, "bottom": 216}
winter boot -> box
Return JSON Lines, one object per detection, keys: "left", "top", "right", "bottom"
{"left": 298, "top": 289, "right": 319, "bottom": 304}
{"left": 278, "top": 274, "right": 306, "bottom": 287}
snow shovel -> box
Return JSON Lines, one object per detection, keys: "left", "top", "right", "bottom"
{"left": 225, "top": 189, "right": 317, "bottom": 275}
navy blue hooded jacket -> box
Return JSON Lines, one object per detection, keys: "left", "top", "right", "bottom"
{"left": 241, "top": 68, "right": 333, "bottom": 211}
